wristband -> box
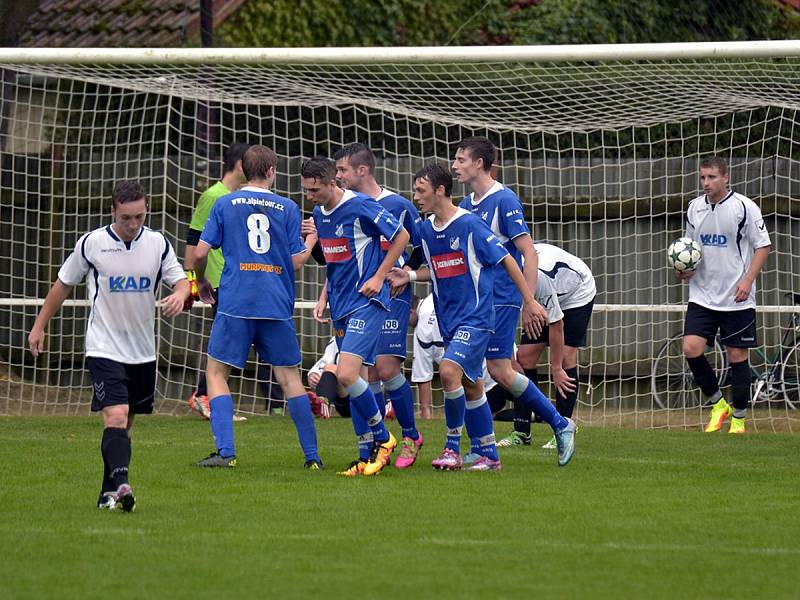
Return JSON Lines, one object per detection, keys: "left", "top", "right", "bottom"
{"left": 407, "top": 270, "right": 418, "bottom": 282}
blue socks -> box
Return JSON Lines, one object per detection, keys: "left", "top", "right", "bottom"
{"left": 348, "top": 378, "right": 388, "bottom": 443}
{"left": 209, "top": 394, "right": 235, "bottom": 458}
{"left": 287, "top": 394, "right": 320, "bottom": 462}
{"left": 509, "top": 373, "right": 568, "bottom": 431}
{"left": 465, "top": 395, "right": 498, "bottom": 460}
{"left": 384, "top": 373, "right": 418, "bottom": 440}
{"left": 443, "top": 387, "right": 466, "bottom": 453}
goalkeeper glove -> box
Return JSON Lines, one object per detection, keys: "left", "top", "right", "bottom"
{"left": 184, "top": 269, "right": 199, "bottom": 310}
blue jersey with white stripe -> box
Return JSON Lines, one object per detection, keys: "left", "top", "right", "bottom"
{"left": 201, "top": 186, "right": 306, "bottom": 320}
{"left": 314, "top": 190, "right": 403, "bottom": 321}
{"left": 375, "top": 188, "right": 422, "bottom": 264}
{"left": 420, "top": 208, "right": 509, "bottom": 340}
{"left": 460, "top": 182, "right": 529, "bottom": 308}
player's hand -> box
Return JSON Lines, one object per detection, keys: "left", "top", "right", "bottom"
{"left": 676, "top": 270, "right": 695, "bottom": 281}
{"left": 387, "top": 267, "right": 409, "bottom": 297}
{"left": 734, "top": 277, "right": 754, "bottom": 302}
{"left": 302, "top": 217, "right": 317, "bottom": 239}
{"left": 308, "top": 371, "right": 321, "bottom": 387}
{"left": 521, "top": 300, "right": 545, "bottom": 339}
{"left": 161, "top": 292, "right": 185, "bottom": 318}
{"left": 359, "top": 275, "right": 383, "bottom": 298}
{"left": 28, "top": 328, "right": 45, "bottom": 358}
{"left": 552, "top": 366, "right": 576, "bottom": 398}
{"left": 198, "top": 279, "right": 215, "bottom": 305}
{"left": 184, "top": 269, "right": 199, "bottom": 310}
{"left": 314, "top": 296, "right": 329, "bottom": 324}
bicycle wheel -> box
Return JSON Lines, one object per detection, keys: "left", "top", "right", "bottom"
{"left": 779, "top": 342, "right": 800, "bottom": 410}
{"left": 651, "top": 333, "right": 728, "bottom": 410}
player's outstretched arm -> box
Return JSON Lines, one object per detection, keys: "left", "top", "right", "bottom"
{"left": 360, "top": 228, "right": 410, "bottom": 298}
{"left": 514, "top": 234, "right": 548, "bottom": 324}
{"left": 28, "top": 279, "right": 72, "bottom": 357}
{"left": 501, "top": 255, "right": 543, "bottom": 339}
{"left": 387, "top": 266, "right": 431, "bottom": 291}
{"left": 547, "top": 319, "right": 576, "bottom": 397}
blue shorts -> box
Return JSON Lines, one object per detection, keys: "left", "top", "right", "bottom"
{"left": 376, "top": 296, "right": 410, "bottom": 359}
{"left": 208, "top": 313, "right": 301, "bottom": 369}
{"left": 442, "top": 327, "right": 492, "bottom": 383}
{"left": 333, "top": 302, "right": 388, "bottom": 367}
{"left": 486, "top": 305, "right": 520, "bottom": 360}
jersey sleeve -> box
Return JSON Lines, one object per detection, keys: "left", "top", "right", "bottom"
{"left": 497, "top": 194, "right": 530, "bottom": 241}
{"left": 684, "top": 200, "right": 696, "bottom": 238}
{"left": 535, "top": 274, "right": 564, "bottom": 324}
{"left": 189, "top": 189, "right": 215, "bottom": 232}
{"left": 57, "top": 233, "right": 92, "bottom": 286}
{"left": 361, "top": 199, "right": 402, "bottom": 242}
{"left": 745, "top": 201, "right": 772, "bottom": 249}
{"left": 199, "top": 201, "right": 223, "bottom": 249}
{"left": 288, "top": 203, "right": 308, "bottom": 256}
{"left": 160, "top": 236, "right": 187, "bottom": 287}
{"left": 471, "top": 219, "right": 510, "bottom": 267}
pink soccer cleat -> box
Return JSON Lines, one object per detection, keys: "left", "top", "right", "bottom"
{"left": 431, "top": 447, "right": 463, "bottom": 471}
{"left": 395, "top": 434, "right": 424, "bottom": 469}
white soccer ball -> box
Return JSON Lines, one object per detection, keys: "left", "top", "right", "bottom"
{"left": 667, "top": 237, "right": 702, "bottom": 272}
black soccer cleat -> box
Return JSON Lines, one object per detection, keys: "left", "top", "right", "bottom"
{"left": 304, "top": 459, "right": 324, "bottom": 470}
{"left": 193, "top": 451, "right": 237, "bottom": 468}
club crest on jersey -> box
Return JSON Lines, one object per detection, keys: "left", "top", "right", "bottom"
{"left": 319, "top": 238, "right": 352, "bottom": 262}
{"left": 480, "top": 211, "right": 489, "bottom": 221}
{"left": 699, "top": 233, "right": 728, "bottom": 247}
{"left": 109, "top": 276, "right": 151, "bottom": 292}
{"left": 449, "top": 236, "right": 460, "bottom": 250}
{"left": 431, "top": 251, "right": 467, "bottom": 279}
{"left": 335, "top": 223, "right": 344, "bottom": 237}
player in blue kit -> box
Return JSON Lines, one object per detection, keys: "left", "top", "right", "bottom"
{"left": 300, "top": 157, "right": 410, "bottom": 477}
{"left": 453, "top": 136, "right": 577, "bottom": 465}
{"left": 390, "top": 163, "right": 576, "bottom": 469}
{"left": 333, "top": 143, "right": 424, "bottom": 469}
{"left": 192, "top": 145, "right": 323, "bottom": 469}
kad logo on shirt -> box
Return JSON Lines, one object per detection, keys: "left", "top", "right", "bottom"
{"left": 109, "top": 276, "right": 151, "bottom": 292}
{"left": 319, "top": 238, "right": 352, "bottom": 262}
{"left": 431, "top": 251, "right": 467, "bottom": 279}
{"left": 699, "top": 233, "right": 728, "bottom": 247}
{"left": 449, "top": 236, "right": 460, "bottom": 251}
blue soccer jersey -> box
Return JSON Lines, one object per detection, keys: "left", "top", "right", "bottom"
{"left": 314, "top": 190, "right": 403, "bottom": 321}
{"left": 420, "top": 208, "right": 509, "bottom": 340}
{"left": 459, "top": 182, "right": 530, "bottom": 308}
{"left": 201, "top": 186, "right": 306, "bottom": 319}
{"left": 375, "top": 188, "right": 422, "bottom": 266}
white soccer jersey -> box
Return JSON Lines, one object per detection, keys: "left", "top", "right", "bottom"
{"left": 684, "top": 191, "right": 771, "bottom": 311}
{"left": 58, "top": 225, "right": 186, "bottom": 363}
{"left": 534, "top": 243, "right": 596, "bottom": 323}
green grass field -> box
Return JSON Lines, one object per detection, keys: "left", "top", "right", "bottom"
{"left": 1, "top": 416, "right": 798, "bottom": 599}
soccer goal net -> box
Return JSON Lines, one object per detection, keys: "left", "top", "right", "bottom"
{"left": 1, "top": 43, "right": 799, "bottom": 431}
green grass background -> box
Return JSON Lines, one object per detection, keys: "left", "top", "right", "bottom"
{"left": 1, "top": 416, "right": 798, "bottom": 599}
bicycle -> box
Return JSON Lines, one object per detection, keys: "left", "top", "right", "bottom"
{"left": 651, "top": 293, "right": 800, "bottom": 410}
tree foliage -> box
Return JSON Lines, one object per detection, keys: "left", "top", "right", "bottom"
{"left": 218, "top": 0, "right": 800, "bottom": 47}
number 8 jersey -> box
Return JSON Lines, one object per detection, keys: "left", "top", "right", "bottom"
{"left": 201, "top": 185, "right": 307, "bottom": 319}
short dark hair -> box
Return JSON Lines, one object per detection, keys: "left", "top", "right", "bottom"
{"left": 301, "top": 156, "right": 336, "bottom": 183}
{"left": 223, "top": 142, "right": 251, "bottom": 174}
{"left": 112, "top": 180, "right": 147, "bottom": 207}
{"left": 457, "top": 136, "right": 497, "bottom": 171}
{"left": 700, "top": 156, "right": 728, "bottom": 176}
{"left": 242, "top": 145, "right": 277, "bottom": 181}
{"left": 414, "top": 162, "right": 453, "bottom": 197}
{"left": 333, "top": 143, "right": 375, "bottom": 173}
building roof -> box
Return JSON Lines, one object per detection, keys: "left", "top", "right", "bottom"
{"left": 19, "top": 0, "right": 247, "bottom": 47}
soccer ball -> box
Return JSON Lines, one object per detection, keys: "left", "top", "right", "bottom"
{"left": 667, "top": 237, "right": 702, "bottom": 272}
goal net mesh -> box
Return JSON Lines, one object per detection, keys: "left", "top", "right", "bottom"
{"left": 2, "top": 53, "right": 799, "bottom": 431}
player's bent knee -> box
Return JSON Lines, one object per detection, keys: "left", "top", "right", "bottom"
{"left": 683, "top": 336, "right": 707, "bottom": 359}
{"left": 439, "top": 360, "right": 463, "bottom": 390}
{"left": 516, "top": 344, "right": 543, "bottom": 369}
{"left": 274, "top": 366, "right": 305, "bottom": 398}
{"left": 102, "top": 404, "right": 129, "bottom": 429}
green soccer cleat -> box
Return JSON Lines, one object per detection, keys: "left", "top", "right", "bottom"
{"left": 304, "top": 459, "right": 324, "bottom": 470}
{"left": 704, "top": 397, "right": 732, "bottom": 433}
{"left": 729, "top": 416, "right": 746, "bottom": 434}
{"left": 496, "top": 431, "right": 532, "bottom": 447}
{"left": 541, "top": 435, "right": 557, "bottom": 449}
{"left": 194, "top": 451, "right": 237, "bottom": 468}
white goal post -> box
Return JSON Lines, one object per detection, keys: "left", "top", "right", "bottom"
{"left": 1, "top": 42, "right": 799, "bottom": 432}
